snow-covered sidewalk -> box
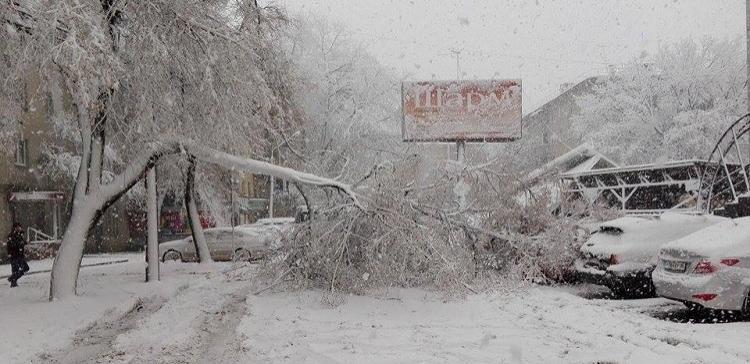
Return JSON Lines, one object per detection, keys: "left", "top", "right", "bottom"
{"left": 0, "top": 254, "right": 129, "bottom": 278}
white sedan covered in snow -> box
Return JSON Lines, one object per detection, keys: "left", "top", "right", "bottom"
{"left": 654, "top": 216, "right": 750, "bottom": 312}
{"left": 240, "top": 217, "right": 295, "bottom": 234}
{"left": 575, "top": 212, "right": 727, "bottom": 297}
{"left": 159, "top": 227, "right": 277, "bottom": 262}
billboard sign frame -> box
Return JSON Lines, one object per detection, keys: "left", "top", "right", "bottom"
{"left": 401, "top": 79, "right": 522, "bottom": 143}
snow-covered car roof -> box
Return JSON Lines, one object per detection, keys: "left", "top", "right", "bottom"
{"left": 204, "top": 226, "right": 267, "bottom": 236}
{"left": 661, "top": 216, "right": 750, "bottom": 258}
{"left": 254, "top": 217, "right": 295, "bottom": 225}
{"left": 582, "top": 213, "right": 727, "bottom": 259}
{"left": 593, "top": 212, "right": 725, "bottom": 234}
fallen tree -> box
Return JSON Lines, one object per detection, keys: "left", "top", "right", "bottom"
{"left": 49, "top": 140, "right": 360, "bottom": 300}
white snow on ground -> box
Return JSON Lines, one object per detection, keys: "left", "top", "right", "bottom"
{"left": 238, "top": 287, "right": 750, "bottom": 364}
{"left": 3, "top": 257, "right": 750, "bottom": 364}
{"left": 111, "top": 272, "right": 250, "bottom": 363}
{"left": 0, "top": 253, "right": 230, "bottom": 364}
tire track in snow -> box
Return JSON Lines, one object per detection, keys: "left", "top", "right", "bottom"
{"left": 117, "top": 268, "right": 256, "bottom": 363}
{"left": 33, "top": 296, "right": 167, "bottom": 364}
{"left": 193, "top": 286, "right": 252, "bottom": 363}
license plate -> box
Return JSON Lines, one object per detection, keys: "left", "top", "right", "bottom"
{"left": 662, "top": 259, "right": 687, "bottom": 273}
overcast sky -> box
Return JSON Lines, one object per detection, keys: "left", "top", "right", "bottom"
{"left": 264, "top": 0, "right": 745, "bottom": 112}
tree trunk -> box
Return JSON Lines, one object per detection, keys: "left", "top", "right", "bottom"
{"left": 49, "top": 144, "right": 169, "bottom": 300}
{"left": 49, "top": 203, "right": 97, "bottom": 300}
{"left": 185, "top": 155, "right": 213, "bottom": 263}
{"left": 146, "top": 167, "right": 159, "bottom": 282}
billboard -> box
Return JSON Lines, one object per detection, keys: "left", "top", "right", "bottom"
{"left": 401, "top": 79, "right": 522, "bottom": 142}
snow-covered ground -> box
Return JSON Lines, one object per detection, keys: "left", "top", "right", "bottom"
{"left": 2, "top": 255, "right": 750, "bottom": 364}
{"left": 0, "top": 253, "right": 232, "bottom": 363}
{"left": 239, "top": 287, "right": 750, "bottom": 364}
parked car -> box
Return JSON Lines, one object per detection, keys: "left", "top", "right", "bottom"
{"left": 240, "top": 217, "right": 295, "bottom": 244}
{"left": 575, "top": 212, "right": 727, "bottom": 297}
{"left": 653, "top": 216, "right": 750, "bottom": 312}
{"left": 255, "top": 217, "right": 295, "bottom": 225}
{"left": 247, "top": 217, "right": 295, "bottom": 231}
{"left": 159, "top": 227, "right": 275, "bottom": 262}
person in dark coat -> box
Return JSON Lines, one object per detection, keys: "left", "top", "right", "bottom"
{"left": 6, "top": 223, "right": 29, "bottom": 287}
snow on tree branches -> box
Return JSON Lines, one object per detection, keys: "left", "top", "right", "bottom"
{"left": 574, "top": 37, "right": 747, "bottom": 164}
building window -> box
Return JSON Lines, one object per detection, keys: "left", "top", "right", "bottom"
{"left": 15, "top": 137, "right": 28, "bottom": 166}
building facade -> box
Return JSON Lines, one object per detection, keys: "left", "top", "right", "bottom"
{"left": 521, "top": 77, "right": 601, "bottom": 168}
{"left": 0, "top": 75, "right": 62, "bottom": 261}
{"left": 1, "top": 75, "right": 132, "bottom": 261}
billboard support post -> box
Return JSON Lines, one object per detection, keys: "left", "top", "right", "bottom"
{"left": 401, "top": 78, "right": 522, "bottom": 212}
{"left": 456, "top": 140, "right": 465, "bottom": 162}
{"left": 455, "top": 140, "right": 468, "bottom": 210}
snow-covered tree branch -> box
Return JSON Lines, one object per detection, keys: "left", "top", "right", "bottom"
{"left": 573, "top": 38, "right": 747, "bottom": 164}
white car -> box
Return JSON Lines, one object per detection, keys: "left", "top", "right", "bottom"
{"left": 241, "top": 217, "right": 295, "bottom": 233}
{"left": 252, "top": 217, "right": 296, "bottom": 227}
{"left": 575, "top": 213, "right": 727, "bottom": 297}
{"left": 653, "top": 216, "right": 750, "bottom": 312}
{"left": 159, "top": 227, "right": 275, "bottom": 262}
{"left": 240, "top": 217, "right": 295, "bottom": 244}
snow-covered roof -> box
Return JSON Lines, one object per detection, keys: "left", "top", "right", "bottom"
{"left": 564, "top": 155, "right": 607, "bottom": 175}
{"left": 524, "top": 143, "right": 617, "bottom": 183}
{"left": 522, "top": 76, "right": 602, "bottom": 121}
{"left": 561, "top": 159, "right": 708, "bottom": 178}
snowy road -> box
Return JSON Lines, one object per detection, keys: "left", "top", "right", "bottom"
{"left": 2, "top": 256, "right": 750, "bottom": 364}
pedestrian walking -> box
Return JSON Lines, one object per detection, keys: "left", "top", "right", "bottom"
{"left": 6, "top": 223, "right": 29, "bottom": 287}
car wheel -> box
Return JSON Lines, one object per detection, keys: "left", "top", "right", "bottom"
{"left": 742, "top": 289, "right": 750, "bottom": 316}
{"left": 233, "top": 248, "right": 252, "bottom": 262}
{"left": 162, "top": 250, "right": 182, "bottom": 262}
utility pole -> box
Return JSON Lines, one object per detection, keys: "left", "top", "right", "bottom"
{"left": 448, "top": 48, "right": 468, "bottom": 210}
{"left": 449, "top": 48, "right": 462, "bottom": 80}
{"left": 269, "top": 149, "right": 274, "bottom": 219}
{"left": 145, "top": 167, "right": 159, "bottom": 282}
